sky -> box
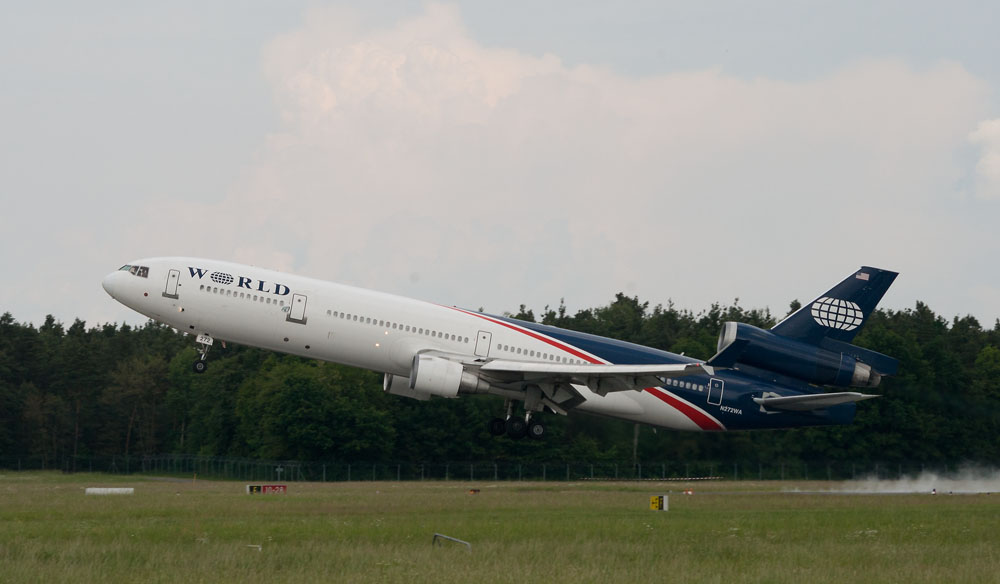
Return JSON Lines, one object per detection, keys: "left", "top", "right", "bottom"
{"left": 2, "top": 1, "right": 1000, "bottom": 330}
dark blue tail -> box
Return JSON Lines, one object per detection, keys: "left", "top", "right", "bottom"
{"left": 707, "top": 266, "right": 900, "bottom": 385}
{"left": 771, "top": 267, "right": 898, "bottom": 344}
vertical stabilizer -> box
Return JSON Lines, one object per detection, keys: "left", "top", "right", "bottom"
{"left": 771, "top": 267, "right": 898, "bottom": 344}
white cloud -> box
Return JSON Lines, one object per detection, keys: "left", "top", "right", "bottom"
{"left": 131, "top": 3, "right": 993, "bottom": 320}
{"left": 969, "top": 118, "right": 1000, "bottom": 200}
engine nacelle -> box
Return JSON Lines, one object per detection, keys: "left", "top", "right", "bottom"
{"left": 383, "top": 355, "right": 491, "bottom": 401}
{"left": 716, "top": 322, "right": 882, "bottom": 388}
{"left": 410, "top": 354, "right": 463, "bottom": 398}
{"left": 383, "top": 373, "right": 429, "bottom": 401}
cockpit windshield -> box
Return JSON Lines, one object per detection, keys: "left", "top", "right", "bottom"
{"left": 118, "top": 264, "right": 149, "bottom": 278}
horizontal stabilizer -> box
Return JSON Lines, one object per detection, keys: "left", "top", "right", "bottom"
{"left": 753, "top": 391, "right": 879, "bottom": 412}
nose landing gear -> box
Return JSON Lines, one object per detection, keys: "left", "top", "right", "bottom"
{"left": 192, "top": 334, "right": 214, "bottom": 374}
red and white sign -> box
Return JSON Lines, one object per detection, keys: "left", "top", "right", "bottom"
{"left": 246, "top": 484, "right": 287, "bottom": 494}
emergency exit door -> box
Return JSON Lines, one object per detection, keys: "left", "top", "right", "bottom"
{"left": 707, "top": 378, "right": 724, "bottom": 406}
{"left": 475, "top": 330, "right": 492, "bottom": 357}
{"left": 162, "top": 269, "right": 180, "bottom": 299}
{"left": 286, "top": 293, "right": 308, "bottom": 325}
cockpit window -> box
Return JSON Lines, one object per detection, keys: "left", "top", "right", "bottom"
{"left": 123, "top": 265, "right": 149, "bottom": 278}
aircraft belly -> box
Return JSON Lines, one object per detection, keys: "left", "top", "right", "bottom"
{"left": 635, "top": 390, "right": 714, "bottom": 431}
{"left": 575, "top": 388, "right": 645, "bottom": 417}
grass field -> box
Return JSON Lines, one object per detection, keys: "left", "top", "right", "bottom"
{"left": 1, "top": 472, "right": 997, "bottom": 583}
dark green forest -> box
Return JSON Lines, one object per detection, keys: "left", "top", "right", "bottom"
{"left": 2, "top": 294, "right": 999, "bottom": 473}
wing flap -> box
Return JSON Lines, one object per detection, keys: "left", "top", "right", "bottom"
{"left": 478, "top": 360, "right": 713, "bottom": 395}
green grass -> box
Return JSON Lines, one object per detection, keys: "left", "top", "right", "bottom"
{"left": 1, "top": 472, "right": 997, "bottom": 583}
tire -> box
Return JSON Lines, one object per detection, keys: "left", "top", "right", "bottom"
{"left": 488, "top": 418, "right": 507, "bottom": 436}
{"left": 528, "top": 420, "right": 546, "bottom": 440}
{"left": 192, "top": 360, "right": 208, "bottom": 374}
{"left": 506, "top": 417, "right": 528, "bottom": 439}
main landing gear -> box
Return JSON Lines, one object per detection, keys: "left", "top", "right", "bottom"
{"left": 488, "top": 399, "right": 546, "bottom": 440}
{"left": 192, "top": 334, "right": 214, "bottom": 374}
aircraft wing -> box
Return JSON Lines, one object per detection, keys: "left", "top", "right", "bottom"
{"left": 753, "top": 392, "right": 879, "bottom": 412}
{"left": 477, "top": 359, "right": 713, "bottom": 396}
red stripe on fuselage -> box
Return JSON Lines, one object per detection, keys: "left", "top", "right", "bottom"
{"left": 446, "top": 307, "right": 601, "bottom": 363}
{"left": 645, "top": 387, "right": 724, "bottom": 431}
{"left": 448, "top": 306, "right": 724, "bottom": 431}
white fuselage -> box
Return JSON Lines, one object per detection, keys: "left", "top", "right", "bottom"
{"left": 102, "top": 257, "right": 724, "bottom": 432}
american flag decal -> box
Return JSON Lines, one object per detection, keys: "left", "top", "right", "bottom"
{"left": 856, "top": 272, "right": 870, "bottom": 281}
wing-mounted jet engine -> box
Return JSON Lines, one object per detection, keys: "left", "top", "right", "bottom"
{"left": 383, "top": 354, "right": 492, "bottom": 401}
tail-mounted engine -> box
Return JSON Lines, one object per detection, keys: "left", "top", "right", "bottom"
{"left": 709, "top": 322, "right": 896, "bottom": 388}
{"left": 383, "top": 354, "right": 490, "bottom": 401}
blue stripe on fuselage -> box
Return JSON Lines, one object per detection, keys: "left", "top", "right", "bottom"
{"left": 491, "top": 315, "right": 858, "bottom": 430}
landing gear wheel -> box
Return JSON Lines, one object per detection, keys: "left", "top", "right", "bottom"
{"left": 192, "top": 360, "right": 208, "bottom": 374}
{"left": 506, "top": 417, "right": 528, "bottom": 439}
{"left": 527, "top": 420, "right": 546, "bottom": 440}
{"left": 487, "top": 418, "right": 507, "bottom": 436}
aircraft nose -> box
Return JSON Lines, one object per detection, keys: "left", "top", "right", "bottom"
{"left": 102, "top": 271, "right": 120, "bottom": 298}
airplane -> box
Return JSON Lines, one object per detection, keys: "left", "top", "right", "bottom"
{"left": 102, "top": 259, "right": 898, "bottom": 439}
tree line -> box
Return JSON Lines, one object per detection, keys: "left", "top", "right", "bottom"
{"left": 1, "top": 294, "right": 998, "bottom": 469}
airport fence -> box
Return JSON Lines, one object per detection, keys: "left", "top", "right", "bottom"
{"left": 0, "top": 454, "right": 966, "bottom": 482}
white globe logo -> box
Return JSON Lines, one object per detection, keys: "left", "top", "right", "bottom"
{"left": 810, "top": 297, "right": 864, "bottom": 330}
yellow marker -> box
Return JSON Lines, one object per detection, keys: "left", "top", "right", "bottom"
{"left": 649, "top": 495, "right": 668, "bottom": 511}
